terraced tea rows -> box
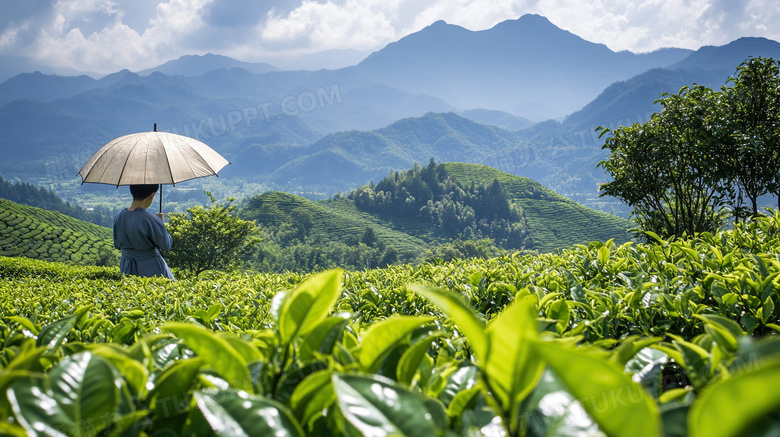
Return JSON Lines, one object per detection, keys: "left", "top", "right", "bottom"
{"left": 0, "top": 199, "right": 117, "bottom": 264}
{"left": 243, "top": 191, "right": 431, "bottom": 254}
{"left": 445, "top": 162, "right": 633, "bottom": 250}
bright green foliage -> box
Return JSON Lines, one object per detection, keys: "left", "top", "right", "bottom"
{"left": 599, "top": 85, "right": 728, "bottom": 239}
{"left": 0, "top": 199, "right": 118, "bottom": 265}
{"left": 688, "top": 362, "right": 780, "bottom": 437}
{"left": 722, "top": 57, "right": 780, "bottom": 215}
{"left": 332, "top": 374, "right": 440, "bottom": 437}
{"left": 600, "top": 56, "right": 780, "bottom": 236}
{"left": 532, "top": 340, "right": 661, "bottom": 437}
{"left": 3, "top": 214, "right": 780, "bottom": 434}
{"left": 166, "top": 193, "right": 261, "bottom": 275}
{"left": 191, "top": 390, "right": 304, "bottom": 436}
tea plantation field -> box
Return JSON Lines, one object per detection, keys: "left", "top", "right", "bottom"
{"left": 444, "top": 162, "right": 633, "bottom": 250}
{"left": 0, "top": 199, "right": 117, "bottom": 264}
{"left": 1, "top": 213, "right": 780, "bottom": 436}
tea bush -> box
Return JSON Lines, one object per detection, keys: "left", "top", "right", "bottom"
{"left": 1, "top": 212, "right": 780, "bottom": 436}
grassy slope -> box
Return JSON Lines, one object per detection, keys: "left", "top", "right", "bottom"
{"left": 443, "top": 162, "right": 633, "bottom": 251}
{"left": 241, "top": 192, "right": 430, "bottom": 255}
{"left": 0, "top": 198, "right": 116, "bottom": 263}
{"left": 244, "top": 163, "right": 633, "bottom": 255}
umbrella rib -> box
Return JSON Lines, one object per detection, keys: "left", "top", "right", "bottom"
{"left": 116, "top": 135, "right": 143, "bottom": 186}
{"left": 158, "top": 133, "right": 174, "bottom": 185}
{"left": 180, "top": 139, "right": 217, "bottom": 183}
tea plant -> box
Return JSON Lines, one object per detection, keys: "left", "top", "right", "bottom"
{"left": 2, "top": 212, "right": 780, "bottom": 435}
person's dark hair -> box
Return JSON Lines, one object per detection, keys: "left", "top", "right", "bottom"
{"left": 129, "top": 184, "right": 159, "bottom": 200}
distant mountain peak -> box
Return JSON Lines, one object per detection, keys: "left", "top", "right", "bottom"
{"left": 671, "top": 36, "right": 780, "bottom": 71}
{"left": 136, "top": 53, "right": 279, "bottom": 77}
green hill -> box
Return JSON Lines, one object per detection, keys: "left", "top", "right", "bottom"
{"left": 0, "top": 174, "right": 113, "bottom": 227}
{"left": 243, "top": 162, "right": 633, "bottom": 257}
{"left": 241, "top": 191, "right": 431, "bottom": 256}
{"left": 0, "top": 198, "right": 117, "bottom": 264}
{"left": 443, "top": 162, "right": 633, "bottom": 251}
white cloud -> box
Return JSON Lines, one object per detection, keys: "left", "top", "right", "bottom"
{"left": 261, "top": 0, "right": 401, "bottom": 50}
{"left": 0, "top": 0, "right": 779, "bottom": 73}
{"left": 3, "top": 0, "right": 214, "bottom": 73}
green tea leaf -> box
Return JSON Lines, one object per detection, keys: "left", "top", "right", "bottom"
{"left": 409, "top": 284, "right": 487, "bottom": 361}
{"left": 87, "top": 345, "right": 149, "bottom": 396}
{"left": 547, "top": 299, "right": 570, "bottom": 334}
{"left": 532, "top": 340, "right": 661, "bottom": 437}
{"left": 8, "top": 316, "right": 39, "bottom": 335}
{"left": 7, "top": 378, "right": 71, "bottom": 437}
{"left": 193, "top": 389, "right": 304, "bottom": 437}
{"left": 104, "top": 411, "right": 149, "bottom": 437}
{"left": 438, "top": 364, "right": 478, "bottom": 407}
{"left": 299, "top": 317, "right": 349, "bottom": 361}
{"left": 673, "top": 339, "right": 710, "bottom": 388}
{"left": 48, "top": 352, "right": 125, "bottom": 437}
{"left": 485, "top": 295, "right": 545, "bottom": 417}
{"left": 278, "top": 269, "right": 343, "bottom": 344}
{"left": 359, "top": 315, "right": 434, "bottom": 373}
{"left": 696, "top": 315, "right": 740, "bottom": 353}
{"left": 332, "top": 373, "right": 437, "bottom": 437}
{"left": 290, "top": 371, "right": 335, "bottom": 428}
{"left": 149, "top": 357, "right": 203, "bottom": 416}
{"left": 217, "top": 333, "right": 264, "bottom": 364}
{"left": 611, "top": 336, "right": 664, "bottom": 367}
{"left": 36, "top": 315, "right": 76, "bottom": 350}
{"left": 396, "top": 332, "right": 446, "bottom": 385}
{"left": 447, "top": 385, "right": 481, "bottom": 418}
{"left": 165, "top": 323, "right": 252, "bottom": 392}
{"left": 689, "top": 362, "right": 780, "bottom": 437}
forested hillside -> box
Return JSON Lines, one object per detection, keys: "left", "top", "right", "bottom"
{"left": 348, "top": 160, "right": 529, "bottom": 249}
{"left": 0, "top": 174, "right": 113, "bottom": 226}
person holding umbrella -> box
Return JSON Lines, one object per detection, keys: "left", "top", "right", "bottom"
{"left": 113, "top": 184, "right": 174, "bottom": 279}
{"left": 79, "top": 124, "right": 230, "bottom": 278}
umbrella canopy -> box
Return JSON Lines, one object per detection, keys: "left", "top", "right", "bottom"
{"left": 78, "top": 128, "right": 229, "bottom": 186}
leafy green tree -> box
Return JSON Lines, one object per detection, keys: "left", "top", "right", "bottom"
{"left": 722, "top": 57, "right": 780, "bottom": 216}
{"left": 600, "top": 58, "right": 780, "bottom": 236}
{"left": 598, "top": 85, "right": 730, "bottom": 238}
{"left": 166, "top": 192, "right": 261, "bottom": 275}
{"left": 361, "top": 227, "right": 378, "bottom": 247}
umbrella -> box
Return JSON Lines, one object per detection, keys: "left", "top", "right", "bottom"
{"left": 78, "top": 124, "right": 230, "bottom": 212}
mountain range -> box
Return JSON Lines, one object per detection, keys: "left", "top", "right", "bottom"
{"left": 1, "top": 14, "right": 780, "bottom": 216}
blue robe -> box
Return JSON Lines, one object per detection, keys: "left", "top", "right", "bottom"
{"left": 113, "top": 208, "right": 174, "bottom": 279}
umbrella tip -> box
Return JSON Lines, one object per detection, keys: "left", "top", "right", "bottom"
{"left": 154, "top": 123, "right": 157, "bottom": 132}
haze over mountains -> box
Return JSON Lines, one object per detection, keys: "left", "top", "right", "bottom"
{"left": 1, "top": 13, "right": 780, "bottom": 214}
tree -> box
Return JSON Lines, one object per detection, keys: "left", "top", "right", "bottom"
{"left": 166, "top": 193, "right": 261, "bottom": 275}
{"left": 598, "top": 85, "right": 729, "bottom": 238}
{"left": 361, "top": 227, "right": 378, "bottom": 247}
{"left": 722, "top": 57, "right": 780, "bottom": 215}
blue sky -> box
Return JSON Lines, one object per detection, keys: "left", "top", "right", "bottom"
{"left": 1, "top": 0, "right": 778, "bottom": 74}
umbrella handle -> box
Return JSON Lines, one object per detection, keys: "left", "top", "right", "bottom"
{"left": 159, "top": 184, "right": 163, "bottom": 215}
